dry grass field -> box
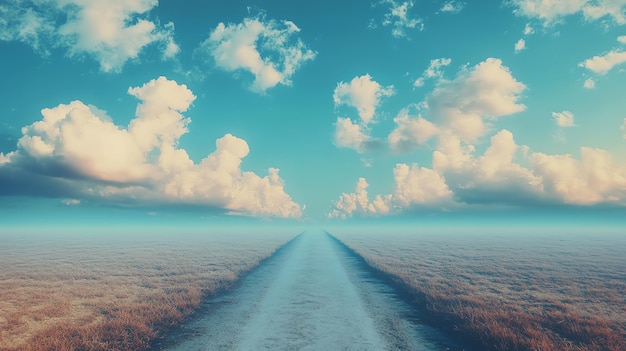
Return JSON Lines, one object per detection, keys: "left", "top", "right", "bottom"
{"left": 332, "top": 228, "right": 626, "bottom": 351}
{"left": 0, "top": 229, "right": 298, "bottom": 351}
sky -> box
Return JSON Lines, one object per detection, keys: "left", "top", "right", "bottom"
{"left": 1, "top": 0, "right": 626, "bottom": 227}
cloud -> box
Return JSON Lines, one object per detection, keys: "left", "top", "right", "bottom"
{"left": 199, "top": 16, "right": 316, "bottom": 93}
{"left": 580, "top": 50, "right": 626, "bottom": 75}
{"left": 621, "top": 118, "right": 626, "bottom": 138}
{"left": 333, "top": 74, "right": 394, "bottom": 125}
{"left": 328, "top": 165, "right": 452, "bottom": 218}
{"left": 414, "top": 57, "right": 451, "bottom": 87}
{"left": 511, "top": 0, "right": 587, "bottom": 25}
{"left": 584, "top": 78, "right": 596, "bottom": 88}
{"left": 332, "top": 74, "right": 392, "bottom": 153}
{"left": 328, "top": 178, "right": 392, "bottom": 218}
{"left": 619, "top": 35, "right": 626, "bottom": 44}
{"left": 61, "top": 199, "right": 80, "bottom": 206}
{"left": 330, "top": 126, "right": 626, "bottom": 218}
{"left": 432, "top": 130, "right": 545, "bottom": 205}
{"left": 388, "top": 109, "right": 439, "bottom": 152}
{"left": 426, "top": 58, "right": 526, "bottom": 142}
{"left": 583, "top": 0, "right": 626, "bottom": 24}
{"left": 391, "top": 163, "right": 453, "bottom": 207}
{"left": 440, "top": 1, "right": 465, "bottom": 14}
{"left": 552, "top": 110, "right": 575, "bottom": 127}
{"left": 339, "top": 58, "right": 525, "bottom": 155}
{"left": 0, "top": 77, "right": 302, "bottom": 218}
{"left": 511, "top": 0, "right": 626, "bottom": 25}
{"left": 0, "top": 0, "right": 178, "bottom": 72}
{"left": 530, "top": 147, "right": 626, "bottom": 204}
{"left": 334, "top": 117, "right": 376, "bottom": 153}
{"left": 524, "top": 23, "right": 535, "bottom": 35}
{"left": 381, "top": 1, "right": 423, "bottom": 38}
{"left": 515, "top": 38, "right": 526, "bottom": 53}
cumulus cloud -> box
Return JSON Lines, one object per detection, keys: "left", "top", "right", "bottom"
{"left": 328, "top": 165, "right": 452, "bottom": 218}
{"left": 330, "top": 126, "right": 626, "bottom": 218}
{"left": 619, "top": 35, "right": 626, "bottom": 44}
{"left": 381, "top": 1, "right": 423, "bottom": 38}
{"left": 580, "top": 50, "right": 626, "bottom": 75}
{"left": 552, "top": 110, "right": 575, "bottom": 127}
{"left": 334, "top": 117, "right": 377, "bottom": 153}
{"left": 0, "top": 0, "right": 178, "bottom": 72}
{"left": 199, "top": 16, "right": 316, "bottom": 93}
{"left": 426, "top": 58, "right": 527, "bottom": 142}
{"left": 515, "top": 38, "right": 526, "bottom": 53}
{"left": 388, "top": 109, "right": 439, "bottom": 152}
{"left": 432, "top": 130, "right": 545, "bottom": 205}
{"left": 331, "top": 74, "right": 393, "bottom": 153}
{"left": 333, "top": 74, "right": 394, "bottom": 125}
{"left": 391, "top": 163, "right": 453, "bottom": 207}
{"left": 530, "top": 147, "right": 626, "bottom": 204}
{"left": 584, "top": 78, "right": 596, "bottom": 88}
{"left": 440, "top": 1, "right": 465, "bottom": 14}
{"left": 328, "top": 178, "right": 392, "bottom": 218}
{"left": 414, "top": 57, "right": 451, "bottom": 87}
{"left": 0, "top": 77, "right": 302, "bottom": 218}
{"left": 511, "top": 0, "right": 626, "bottom": 25}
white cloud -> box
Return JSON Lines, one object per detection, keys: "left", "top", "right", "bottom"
{"left": 530, "top": 147, "right": 626, "bottom": 204}
{"left": 440, "top": 1, "right": 465, "bottom": 14}
{"left": 584, "top": 78, "right": 596, "bottom": 88}
{"left": 0, "top": 0, "right": 178, "bottom": 72}
{"left": 388, "top": 109, "right": 439, "bottom": 152}
{"left": 515, "top": 38, "right": 526, "bottom": 53}
{"left": 330, "top": 126, "right": 626, "bottom": 218}
{"left": 62, "top": 199, "right": 80, "bottom": 206}
{"left": 391, "top": 163, "right": 453, "bottom": 207}
{"left": 580, "top": 50, "right": 626, "bottom": 75}
{"left": 619, "top": 35, "right": 626, "bottom": 44}
{"left": 0, "top": 77, "right": 302, "bottom": 218}
{"left": 524, "top": 23, "right": 535, "bottom": 35}
{"left": 328, "top": 178, "right": 392, "bottom": 218}
{"left": 328, "top": 165, "right": 452, "bottom": 218}
{"left": 426, "top": 58, "right": 527, "bottom": 142}
{"left": 512, "top": 0, "right": 587, "bottom": 25}
{"left": 431, "top": 130, "right": 544, "bottom": 205}
{"left": 381, "top": 1, "right": 423, "bottom": 38}
{"left": 414, "top": 57, "right": 451, "bottom": 87}
{"left": 334, "top": 74, "right": 394, "bottom": 125}
{"left": 512, "top": 0, "right": 626, "bottom": 25}
{"left": 334, "top": 117, "right": 373, "bottom": 153}
{"left": 552, "top": 110, "right": 575, "bottom": 127}
{"left": 583, "top": 0, "right": 626, "bottom": 24}
{"left": 200, "top": 16, "right": 316, "bottom": 93}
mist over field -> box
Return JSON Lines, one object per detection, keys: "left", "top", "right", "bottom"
{"left": 2, "top": 225, "right": 624, "bottom": 351}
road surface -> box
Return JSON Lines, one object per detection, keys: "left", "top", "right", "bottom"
{"left": 157, "top": 230, "right": 465, "bottom": 351}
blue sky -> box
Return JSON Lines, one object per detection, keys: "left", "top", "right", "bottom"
{"left": 1, "top": 0, "right": 626, "bottom": 226}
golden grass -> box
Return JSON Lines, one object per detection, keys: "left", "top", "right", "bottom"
{"left": 0, "top": 231, "right": 297, "bottom": 351}
{"left": 333, "top": 230, "right": 626, "bottom": 351}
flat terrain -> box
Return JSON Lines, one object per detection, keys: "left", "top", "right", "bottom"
{"left": 0, "top": 230, "right": 297, "bottom": 351}
{"left": 160, "top": 230, "right": 463, "bottom": 351}
{"left": 333, "top": 228, "right": 626, "bottom": 351}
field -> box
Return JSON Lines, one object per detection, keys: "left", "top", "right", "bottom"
{"left": 332, "top": 228, "right": 626, "bottom": 351}
{"left": 0, "top": 229, "right": 298, "bottom": 351}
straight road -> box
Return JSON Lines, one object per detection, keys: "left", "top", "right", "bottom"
{"left": 158, "top": 230, "right": 465, "bottom": 351}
